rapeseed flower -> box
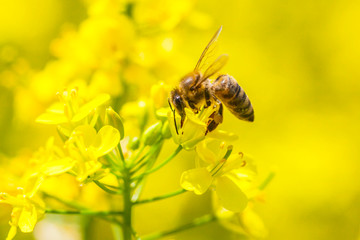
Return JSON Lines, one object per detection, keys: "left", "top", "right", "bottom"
{"left": 25, "top": 137, "right": 74, "bottom": 198}
{"left": 65, "top": 124, "right": 120, "bottom": 182}
{"left": 181, "top": 140, "right": 256, "bottom": 212}
{"left": 168, "top": 107, "right": 211, "bottom": 150}
{"left": 0, "top": 189, "right": 45, "bottom": 240}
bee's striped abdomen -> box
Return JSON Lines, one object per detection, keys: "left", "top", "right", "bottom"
{"left": 212, "top": 75, "right": 254, "bottom": 122}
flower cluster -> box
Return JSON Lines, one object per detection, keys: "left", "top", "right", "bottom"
{"left": 0, "top": 1, "right": 270, "bottom": 238}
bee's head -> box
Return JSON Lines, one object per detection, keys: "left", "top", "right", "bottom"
{"left": 170, "top": 88, "right": 185, "bottom": 117}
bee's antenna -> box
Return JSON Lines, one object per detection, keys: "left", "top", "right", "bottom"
{"left": 168, "top": 98, "right": 179, "bottom": 135}
{"left": 168, "top": 98, "right": 174, "bottom": 111}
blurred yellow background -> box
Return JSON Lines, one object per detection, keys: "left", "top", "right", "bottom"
{"left": 0, "top": 0, "right": 359, "bottom": 239}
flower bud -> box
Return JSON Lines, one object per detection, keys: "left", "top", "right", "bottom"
{"left": 161, "top": 121, "right": 172, "bottom": 139}
{"left": 129, "top": 136, "right": 140, "bottom": 150}
{"left": 142, "top": 121, "right": 163, "bottom": 146}
{"left": 105, "top": 107, "right": 124, "bottom": 139}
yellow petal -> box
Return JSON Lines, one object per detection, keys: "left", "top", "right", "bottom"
{"left": 181, "top": 135, "right": 205, "bottom": 151}
{"left": 72, "top": 94, "right": 110, "bottom": 122}
{"left": 206, "top": 130, "right": 239, "bottom": 142}
{"left": 240, "top": 207, "right": 268, "bottom": 239}
{"left": 18, "top": 205, "right": 37, "bottom": 233}
{"left": 94, "top": 126, "right": 120, "bottom": 157}
{"left": 216, "top": 175, "right": 248, "bottom": 212}
{"left": 223, "top": 153, "right": 257, "bottom": 175}
{"left": 6, "top": 225, "right": 17, "bottom": 240}
{"left": 196, "top": 140, "right": 222, "bottom": 165}
{"left": 180, "top": 168, "right": 212, "bottom": 195}
{"left": 41, "top": 158, "right": 74, "bottom": 176}
{"left": 24, "top": 174, "right": 44, "bottom": 198}
{"left": 0, "top": 193, "right": 24, "bottom": 207}
{"left": 167, "top": 109, "right": 207, "bottom": 150}
{"left": 84, "top": 160, "right": 102, "bottom": 178}
{"left": 72, "top": 125, "right": 97, "bottom": 148}
{"left": 36, "top": 112, "right": 68, "bottom": 124}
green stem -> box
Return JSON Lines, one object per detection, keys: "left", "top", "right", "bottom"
{"left": 43, "top": 192, "right": 123, "bottom": 227}
{"left": 140, "top": 214, "right": 217, "bottom": 240}
{"left": 131, "top": 142, "right": 163, "bottom": 202}
{"left": 122, "top": 174, "right": 133, "bottom": 240}
{"left": 42, "top": 192, "right": 84, "bottom": 210}
{"left": 105, "top": 154, "right": 122, "bottom": 170}
{"left": 46, "top": 209, "right": 123, "bottom": 215}
{"left": 134, "top": 189, "right": 187, "bottom": 205}
{"left": 100, "top": 182, "right": 123, "bottom": 190}
{"left": 128, "top": 145, "right": 146, "bottom": 167}
{"left": 132, "top": 145, "right": 182, "bottom": 180}
{"left": 94, "top": 180, "right": 121, "bottom": 194}
{"left": 130, "top": 143, "right": 163, "bottom": 175}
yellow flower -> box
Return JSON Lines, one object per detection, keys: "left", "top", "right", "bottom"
{"left": 36, "top": 89, "right": 110, "bottom": 125}
{"left": 36, "top": 89, "right": 111, "bottom": 141}
{"left": 167, "top": 106, "right": 238, "bottom": 150}
{"left": 65, "top": 125, "right": 120, "bottom": 182}
{"left": 168, "top": 108, "right": 207, "bottom": 150}
{"left": 0, "top": 188, "right": 45, "bottom": 240}
{"left": 24, "top": 137, "right": 75, "bottom": 198}
{"left": 180, "top": 140, "right": 256, "bottom": 212}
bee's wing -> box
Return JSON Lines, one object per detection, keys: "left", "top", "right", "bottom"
{"left": 202, "top": 54, "right": 229, "bottom": 81}
{"left": 194, "top": 26, "right": 223, "bottom": 72}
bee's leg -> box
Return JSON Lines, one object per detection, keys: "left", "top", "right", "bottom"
{"left": 180, "top": 114, "right": 185, "bottom": 129}
{"left": 204, "top": 88, "right": 212, "bottom": 108}
{"left": 188, "top": 101, "right": 199, "bottom": 113}
{"left": 206, "top": 102, "right": 223, "bottom": 135}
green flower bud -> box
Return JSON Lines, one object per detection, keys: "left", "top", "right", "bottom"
{"left": 161, "top": 121, "right": 172, "bottom": 139}
{"left": 142, "top": 121, "right": 163, "bottom": 146}
{"left": 105, "top": 107, "right": 125, "bottom": 139}
{"left": 129, "top": 136, "right": 140, "bottom": 150}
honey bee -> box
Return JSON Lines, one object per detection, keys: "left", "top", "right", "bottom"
{"left": 169, "top": 26, "right": 254, "bottom": 134}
